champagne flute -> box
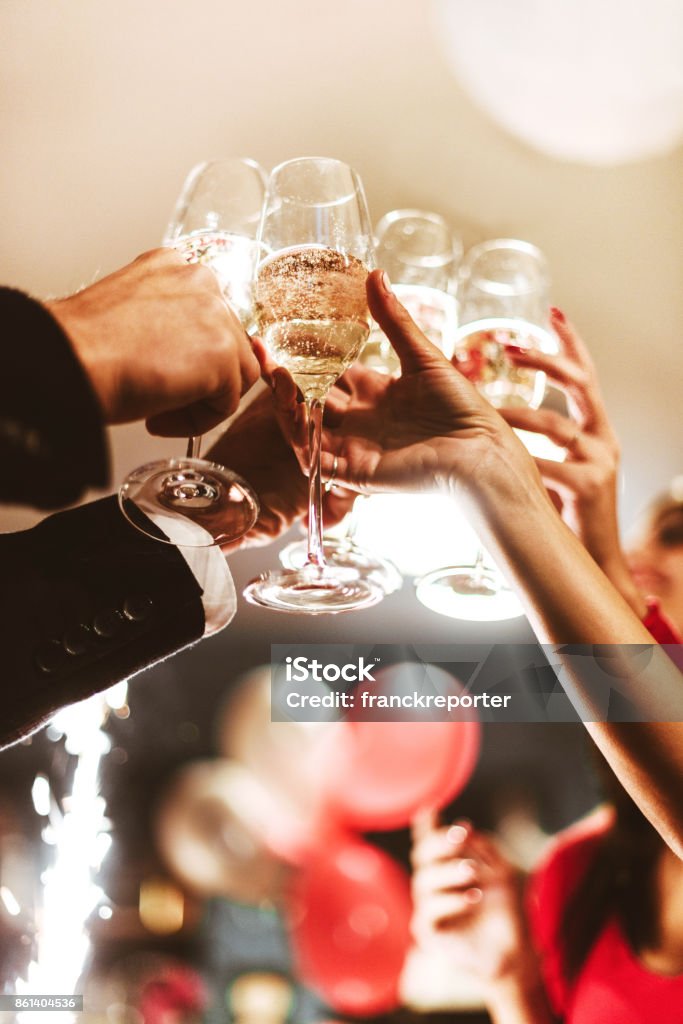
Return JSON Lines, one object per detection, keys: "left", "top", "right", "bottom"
{"left": 416, "top": 239, "right": 551, "bottom": 620}
{"left": 361, "top": 208, "right": 461, "bottom": 373}
{"left": 119, "top": 159, "right": 265, "bottom": 548}
{"left": 243, "top": 157, "right": 384, "bottom": 614}
{"left": 280, "top": 209, "right": 462, "bottom": 595}
{"left": 453, "top": 238, "right": 556, "bottom": 409}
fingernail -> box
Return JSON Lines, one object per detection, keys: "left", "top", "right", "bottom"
{"left": 504, "top": 343, "right": 526, "bottom": 356}
{"left": 465, "top": 887, "right": 483, "bottom": 904}
{"left": 454, "top": 858, "right": 477, "bottom": 880}
{"left": 381, "top": 270, "right": 393, "bottom": 294}
{"left": 447, "top": 825, "right": 467, "bottom": 846}
{"left": 550, "top": 306, "right": 565, "bottom": 323}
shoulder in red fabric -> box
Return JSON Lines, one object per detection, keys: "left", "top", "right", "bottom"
{"left": 525, "top": 807, "right": 614, "bottom": 1014}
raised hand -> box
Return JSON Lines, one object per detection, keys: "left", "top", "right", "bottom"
{"left": 411, "top": 814, "right": 553, "bottom": 1023}
{"left": 499, "top": 308, "right": 645, "bottom": 615}
{"left": 258, "top": 270, "right": 535, "bottom": 503}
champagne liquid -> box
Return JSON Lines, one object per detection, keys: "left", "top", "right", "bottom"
{"left": 255, "top": 246, "right": 371, "bottom": 398}
{"left": 453, "top": 317, "right": 555, "bottom": 409}
{"left": 176, "top": 230, "right": 261, "bottom": 329}
{"left": 360, "top": 283, "right": 458, "bottom": 375}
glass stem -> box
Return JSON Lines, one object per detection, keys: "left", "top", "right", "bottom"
{"left": 305, "top": 396, "right": 327, "bottom": 571}
{"left": 186, "top": 436, "right": 202, "bottom": 459}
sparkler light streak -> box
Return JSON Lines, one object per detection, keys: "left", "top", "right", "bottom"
{"left": 16, "top": 687, "right": 123, "bottom": 1020}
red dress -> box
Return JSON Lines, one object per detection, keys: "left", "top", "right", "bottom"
{"left": 526, "top": 602, "right": 683, "bottom": 1022}
{"left": 642, "top": 598, "right": 682, "bottom": 645}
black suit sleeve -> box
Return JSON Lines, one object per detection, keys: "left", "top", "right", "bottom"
{"left": 0, "top": 495, "right": 206, "bottom": 748}
{"left": 0, "top": 286, "right": 109, "bottom": 509}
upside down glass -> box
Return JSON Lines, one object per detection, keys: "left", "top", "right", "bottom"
{"left": 243, "top": 157, "right": 384, "bottom": 614}
{"left": 118, "top": 159, "right": 266, "bottom": 548}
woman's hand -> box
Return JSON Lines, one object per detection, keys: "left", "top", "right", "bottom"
{"left": 205, "top": 389, "right": 355, "bottom": 550}
{"left": 258, "top": 270, "right": 535, "bottom": 505}
{"left": 411, "top": 815, "right": 527, "bottom": 983}
{"left": 499, "top": 309, "right": 645, "bottom": 616}
{"left": 411, "top": 815, "right": 553, "bottom": 1024}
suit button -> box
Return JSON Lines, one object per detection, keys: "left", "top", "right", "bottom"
{"left": 63, "top": 625, "right": 90, "bottom": 656}
{"left": 122, "top": 595, "right": 154, "bottom": 623}
{"left": 35, "top": 641, "right": 65, "bottom": 675}
{"left": 93, "top": 609, "right": 123, "bottom": 638}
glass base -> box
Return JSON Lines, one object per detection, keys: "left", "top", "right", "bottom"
{"left": 415, "top": 566, "right": 524, "bottom": 622}
{"left": 119, "top": 457, "right": 259, "bottom": 548}
{"left": 243, "top": 566, "right": 385, "bottom": 615}
{"left": 278, "top": 538, "right": 403, "bottom": 596}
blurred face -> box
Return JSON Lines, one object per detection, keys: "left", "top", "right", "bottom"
{"left": 627, "top": 502, "right": 683, "bottom": 632}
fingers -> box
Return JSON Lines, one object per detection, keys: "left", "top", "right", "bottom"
{"left": 413, "top": 889, "right": 483, "bottom": 932}
{"left": 503, "top": 345, "right": 586, "bottom": 391}
{"left": 549, "top": 306, "right": 593, "bottom": 366}
{"left": 321, "top": 486, "right": 357, "bottom": 528}
{"left": 413, "top": 857, "right": 480, "bottom": 897}
{"left": 236, "top": 334, "right": 261, "bottom": 396}
{"left": 146, "top": 398, "right": 233, "bottom": 437}
{"left": 251, "top": 335, "right": 280, "bottom": 385}
{"left": 411, "top": 819, "right": 471, "bottom": 869}
{"left": 366, "top": 269, "right": 450, "bottom": 374}
{"left": 133, "top": 246, "right": 188, "bottom": 272}
{"left": 270, "top": 368, "right": 307, "bottom": 453}
{"left": 499, "top": 407, "right": 577, "bottom": 450}
{"left": 505, "top": 308, "right": 615, "bottom": 437}
{"left": 411, "top": 808, "right": 440, "bottom": 845}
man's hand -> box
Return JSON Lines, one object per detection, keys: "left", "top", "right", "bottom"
{"left": 205, "top": 388, "right": 356, "bottom": 550}
{"left": 45, "top": 248, "right": 260, "bottom": 434}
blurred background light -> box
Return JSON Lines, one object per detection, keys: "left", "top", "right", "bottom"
{"left": 432, "top": 0, "right": 683, "bottom": 164}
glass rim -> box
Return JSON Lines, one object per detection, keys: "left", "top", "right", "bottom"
{"left": 463, "top": 237, "right": 548, "bottom": 268}
{"left": 258, "top": 155, "right": 373, "bottom": 242}
{"left": 268, "top": 154, "right": 358, "bottom": 177}
{"left": 165, "top": 157, "right": 267, "bottom": 243}
{"left": 181, "top": 156, "right": 266, "bottom": 182}
{"left": 374, "top": 208, "right": 463, "bottom": 270}
{"left": 375, "top": 207, "right": 452, "bottom": 234}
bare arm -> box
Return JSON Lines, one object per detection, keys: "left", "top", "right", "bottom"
{"left": 265, "top": 269, "right": 683, "bottom": 857}
{"left": 498, "top": 308, "right": 645, "bottom": 617}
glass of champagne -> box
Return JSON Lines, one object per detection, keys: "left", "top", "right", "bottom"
{"left": 360, "top": 208, "right": 461, "bottom": 374}
{"left": 278, "top": 208, "right": 462, "bottom": 595}
{"left": 416, "top": 238, "right": 551, "bottom": 620}
{"left": 243, "top": 157, "right": 384, "bottom": 614}
{"left": 119, "top": 159, "right": 265, "bottom": 548}
{"left": 452, "top": 238, "right": 556, "bottom": 409}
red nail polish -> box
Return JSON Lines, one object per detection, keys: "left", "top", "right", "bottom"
{"left": 504, "top": 343, "right": 526, "bottom": 356}
{"left": 550, "top": 306, "right": 565, "bottom": 323}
